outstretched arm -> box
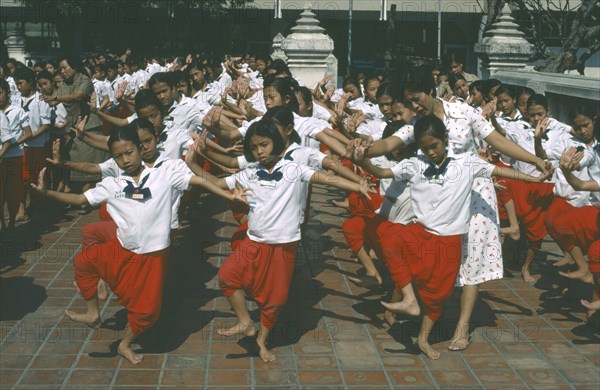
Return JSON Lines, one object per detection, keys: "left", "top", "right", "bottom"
{"left": 31, "top": 168, "right": 90, "bottom": 206}
{"left": 559, "top": 147, "right": 600, "bottom": 191}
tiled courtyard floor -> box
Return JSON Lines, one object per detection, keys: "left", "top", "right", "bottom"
{"left": 1, "top": 185, "right": 599, "bottom": 389}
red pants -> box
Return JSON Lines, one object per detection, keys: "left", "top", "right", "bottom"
{"left": 552, "top": 205, "right": 599, "bottom": 254}
{"left": 98, "top": 202, "right": 113, "bottom": 221}
{"left": 74, "top": 238, "right": 169, "bottom": 335}
{"left": 81, "top": 220, "right": 117, "bottom": 247}
{"left": 230, "top": 221, "right": 249, "bottom": 250}
{"left": 543, "top": 197, "right": 576, "bottom": 252}
{"left": 380, "top": 223, "right": 462, "bottom": 321}
{"left": 1, "top": 156, "right": 24, "bottom": 221}
{"left": 218, "top": 237, "right": 298, "bottom": 329}
{"left": 22, "top": 146, "right": 47, "bottom": 183}
{"left": 343, "top": 189, "right": 384, "bottom": 254}
{"left": 510, "top": 181, "right": 554, "bottom": 249}
{"left": 588, "top": 240, "right": 600, "bottom": 274}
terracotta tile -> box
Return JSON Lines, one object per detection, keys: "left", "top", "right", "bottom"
{"left": 465, "top": 355, "right": 509, "bottom": 369}
{"left": 1, "top": 342, "right": 43, "bottom": 354}
{"left": 206, "top": 369, "right": 250, "bottom": 386}
{"left": 166, "top": 340, "right": 210, "bottom": 355}
{"left": 293, "top": 342, "right": 334, "bottom": 355}
{"left": 560, "top": 366, "right": 600, "bottom": 384}
{"left": 430, "top": 370, "right": 478, "bottom": 386}
{"left": 209, "top": 355, "right": 250, "bottom": 369}
{"left": 254, "top": 369, "right": 298, "bottom": 386}
{"left": 114, "top": 369, "right": 160, "bottom": 386}
{"left": 209, "top": 341, "right": 246, "bottom": 355}
{"left": 381, "top": 355, "right": 425, "bottom": 369}
{"left": 66, "top": 369, "right": 115, "bottom": 385}
{"left": 75, "top": 355, "right": 120, "bottom": 369}
{"left": 0, "top": 354, "right": 33, "bottom": 369}
{"left": 298, "top": 370, "right": 342, "bottom": 385}
{"left": 335, "top": 341, "right": 382, "bottom": 369}
{"left": 342, "top": 370, "right": 389, "bottom": 385}
{"left": 388, "top": 369, "right": 432, "bottom": 386}
{"left": 538, "top": 341, "right": 581, "bottom": 356}
{"left": 164, "top": 354, "right": 206, "bottom": 369}
{"left": 517, "top": 369, "right": 571, "bottom": 386}
{"left": 161, "top": 369, "right": 205, "bottom": 386}
{"left": 0, "top": 370, "right": 22, "bottom": 387}
{"left": 38, "top": 342, "right": 82, "bottom": 355}
{"left": 20, "top": 369, "right": 69, "bottom": 385}
{"left": 296, "top": 354, "right": 337, "bottom": 370}
{"left": 426, "top": 354, "right": 470, "bottom": 370}
{"left": 475, "top": 369, "right": 525, "bottom": 385}
{"left": 30, "top": 354, "right": 77, "bottom": 369}
{"left": 494, "top": 342, "right": 538, "bottom": 355}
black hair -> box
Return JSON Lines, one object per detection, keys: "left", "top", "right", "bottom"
{"left": 400, "top": 66, "right": 436, "bottom": 98}
{"left": 106, "top": 60, "right": 119, "bottom": 71}
{"left": 447, "top": 73, "right": 466, "bottom": 89}
{"left": 526, "top": 94, "right": 548, "bottom": 110}
{"left": 468, "top": 79, "right": 484, "bottom": 95}
{"left": 58, "top": 56, "right": 86, "bottom": 75}
{"left": 135, "top": 89, "right": 162, "bottom": 112}
{"left": 364, "top": 74, "right": 381, "bottom": 88}
{"left": 295, "top": 86, "right": 313, "bottom": 105}
{"left": 255, "top": 54, "right": 271, "bottom": 65}
{"left": 494, "top": 85, "right": 516, "bottom": 99}
{"left": 131, "top": 118, "right": 156, "bottom": 136}
{"left": 263, "top": 75, "right": 300, "bottom": 113}
{"left": 414, "top": 115, "right": 448, "bottom": 142}
{"left": 481, "top": 79, "right": 501, "bottom": 99}
{"left": 262, "top": 106, "right": 302, "bottom": 144}
{"left": 107, "top": 125, "right": 141, "bottom": 151}
{"left": 93, "top": 63, "right": 108, "bottom": 74}
{"left": 342, "top": 76, "right": 362, "bottom": 96}
{"left": 266, "top": 59, "right": 291, "bottom": 76}
{"left": 517, "top": 86, "right": 535, "bottom": 99}
{"left": 568, "top": 104, "right": 599, "bottom": 141}
{"left": 36, "top": 70, "right": 53, "bottom": 82}
{"left": 243, "top": 119, "right": 287, "bottom": 163}
{"left": 13, "top": 67, "right": 36, "bottom": 84}
{"left": 148, "top": 72, "right": 176, "bottom": 88}
{"left": 376, "top": 82, "right": 399, "bottom": 101}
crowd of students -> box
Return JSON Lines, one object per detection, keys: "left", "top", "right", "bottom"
{"left": 1, "top": 50, "right": 598, "bottom": 364}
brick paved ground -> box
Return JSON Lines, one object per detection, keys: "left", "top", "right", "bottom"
{"left": 1, "top": 185, "right": 599, "bottom": 389}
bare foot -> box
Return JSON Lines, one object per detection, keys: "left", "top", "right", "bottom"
{"left": 348, "top": 273, "right": 382, "bottom": 289}
{"left": 553, "top": 255, "right": 575, "bottom": 268}
{"left": 521, "top": 267, "right": 536, "bottom": 283}
{"left": 97, "top": 280, "right": 108, "bottom": 301}
{"left": 331, "top": 199, "right": 349, "bottom": 208}
{"left": 118, "top": 340, "right": 143, "bottom": 365}
{"left": 217, "top": 322, "right": 257, "bottom": 337}
{"left": 64, "top": 310, "right": 100, "bottom": 329}
{"left": 381, "top": 299, "right": 420, "bottom": 316}
{"left": 417, "top": 338, "right": 440, "bottom": 360}
{"left": 258, "top": 344, "right": 276, "bottom": 363}
{"left": 559, "top": 269, "right": 594, "bottom": 284}
{"left": 500, "top": 225, "right": 520, "bottom": 241}
{"left": 581, "top": 299, "right": 600, "bottom": 310}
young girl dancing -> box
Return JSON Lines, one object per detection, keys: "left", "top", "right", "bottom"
{"left": 353, "top": 116, "right": 549, "bottom": 359}
{"left": 31, "top": 125, "right": 247, "bottom": 365}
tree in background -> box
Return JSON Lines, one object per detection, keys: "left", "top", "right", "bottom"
{"left": 15, "top": 0, "right": 254, "bottom": 54}
{"left": 479, "top": 0, "right": 599, "bottom": 74}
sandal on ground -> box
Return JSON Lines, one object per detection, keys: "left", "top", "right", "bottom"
{"left": 448, "top": 335, "right": 472, "bottom": 351}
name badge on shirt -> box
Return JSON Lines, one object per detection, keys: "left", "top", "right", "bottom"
{"left": 259, "top": 180, "right": 277, "bottom": 187}
{"left": 126, "top": 188, "right": 152, "bottom": 201}
{"left": 428, "top": 177, "right": 444, "bottom": 185}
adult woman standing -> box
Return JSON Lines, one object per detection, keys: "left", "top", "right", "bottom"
{"left": 45, "top": 56, "right": 108, "bottom": 199}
